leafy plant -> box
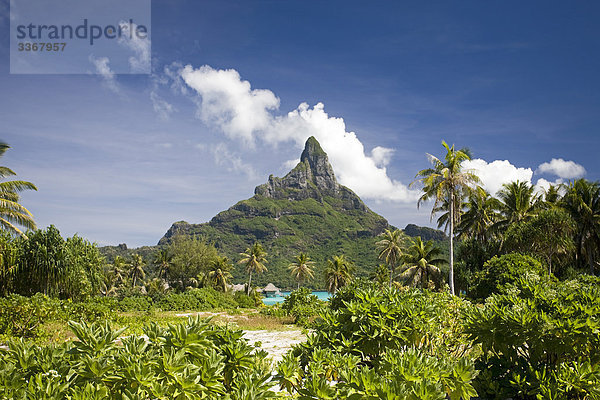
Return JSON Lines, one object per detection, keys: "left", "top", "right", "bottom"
{"left": 464, "top": 273, "right": 600, "bottom": 399}
{"left": 0, "top": 316, "right": 277, "bottom": 399}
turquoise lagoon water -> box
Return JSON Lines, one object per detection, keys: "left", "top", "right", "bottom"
{"left": 262, "top": 290, "right": 331, "bottom": 305}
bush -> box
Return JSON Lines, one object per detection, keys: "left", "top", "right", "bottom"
{"left": 0, "top": 316, "right": 277, "bottom": 399}
{"left": 64, "top": 297, "right": 118, "bottom": 321}
{"left": 118, "top": 295, "right": 154, "bottom": 312}
{"left": 464, "top": 273, "right": 600, "bottom": 399}
{"left": 470, "top": 253, "right": 547, "bottom": 300}
{"left": 281, "top": 288, "right": 323, "bottom": 326}
{"left": 233, "top": 291, "right": 256, "bottom": 308}
{"left": 0, "top": 294, "right": 59, "bottom": 337}
{"left": 155, "top": 287, "right": 238, "bottom": 311}
{"left": 277, "top": 283, "right": 478, "bottom": 399}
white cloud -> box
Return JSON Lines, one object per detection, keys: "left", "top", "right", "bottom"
{"left": 462, "top": 159, "right": 533, "bottom": 195}
{"left": 117, "top": 21, "right": 151, "bottom": 73}
{"left": 536, "top": 158, "right": 586, "bottom": 179}
{"left": 371, "top": 146, "right": 395, "bottom": 167}
{"left": 180, "top": 64, "right": 419, "bottom": 202}
{"left": 283, "top": 159, "right": 300, "bottom": 169}
{"left": 89, "top": 56, "right": 120, "bottom": 94}
{"left": 212, "top": 143, "right": 258, "bottom": 180}
{"left": 535, "top": 177, "right": 564, "bottom": 194}
{"left": 181, "top": 65, "right": 279, "bottom": 144}
{"left": 150, "top": 90, "right": 175, "bottom": 121}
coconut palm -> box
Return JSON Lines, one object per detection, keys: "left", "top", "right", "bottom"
{"left": 324, "top": 255, "right": 353, "bottom": 293}
{"left": 561, "top": 179, "right": 600, "bottom": 274}
{"left": 371, "top": 263, "right": 390, "bottom": 288}
{"left": 288, "top": 252, "right": 315, "bottom": 289}
{"left": 458, "top": 186, "right": 501, "bottom": 243}
{"left": 0, "top": 142, "right": 37, "bottom": 237}
{"left": 128, "top": 254, "right": 146, "bottom": 288}
{"left": 494, "top": 181, "right": 540, "bottom": 233}
{"left": 208, "top": 256, "right": 233, "bottom": 292}
{"left": 542, "top": 184, "right": 562, "bottom": 208}
{"left": 153, "top": 248, "right": 172, "bottom": 281}
{"left": 376, "top": 229, "right": 404, "bottom": 288}
{"left": 399, "top": 237, "right": 446, "bottom": 289}
{"left": 411, "top": 141, "right": 480, "bottom": 295}
{"left": 238, "top": 242, "right": 268, "bottom": 295}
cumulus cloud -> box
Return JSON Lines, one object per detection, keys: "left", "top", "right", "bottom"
{"left": 89, "top": 56, "right": 120, "bottom": 94}
{"left": 371, "top": 146, "right": 395, "bottom": 167}
{"left": 181, "top": 66, "right": 279, "bottom": 144}
{"left": 180, "top": 64, "right": 419, "bottom": 202}
{"left": 462, "top": 159, "right": 533, "bottom": 195}
{"left": 534, "top": 177, "right": 564, "bottom": 194}
{"left": 536, "top": 158, "right": 586, "bottom": 179}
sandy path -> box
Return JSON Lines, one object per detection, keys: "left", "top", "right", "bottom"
{"left": 243, "top": 329, "right": 306, "bottom": 363}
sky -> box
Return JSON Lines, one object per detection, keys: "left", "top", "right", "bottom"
{"left": 1, "top": 0, "right": 599, "bottom": 247}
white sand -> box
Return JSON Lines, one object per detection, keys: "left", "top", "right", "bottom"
{"left": 243, "top": 329, "right": 306, "bottom": 363}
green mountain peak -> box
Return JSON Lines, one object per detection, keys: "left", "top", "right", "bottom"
{"left": 158, "top": 136, "right": 390, "bottom": 288}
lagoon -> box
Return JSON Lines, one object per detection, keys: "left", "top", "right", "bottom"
{"left": 262, "top": 290, "right": 331, "bottom": 305}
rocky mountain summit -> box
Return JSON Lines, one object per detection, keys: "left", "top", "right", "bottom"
{"left": 253, "top": 136, "right": 367, "bottom": 211}
{"left": 159, "top": 136, "right": 389, "bottom": 288}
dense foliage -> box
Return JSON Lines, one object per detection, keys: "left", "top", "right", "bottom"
{"left": 469, "top": 253, "right": 547, "bottom": 300}
{"left": 1, "top": 226, "right": 103, "bottom": 299}
{"left": 0, "top": 316, "right": 277, "bottom": 399}
{"left": 465, "top": 274, "right": 600, "bottom": 399}
{"left": 278, "top": 282, "right": 479, "bottom": 399}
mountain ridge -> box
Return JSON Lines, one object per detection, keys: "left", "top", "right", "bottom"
{"left": 158, "top": 136, "right": 390, "bottom": 288}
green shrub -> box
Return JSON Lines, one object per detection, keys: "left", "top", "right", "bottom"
{"left": 233, "top": 291, "right": 256, "bottom": 308}
{"left": 470, "top": 253, "right": 547, "bottom": 300}
{"left": 0, "top": 293, "right": 59, "bottom": 337}
{"left": 154, "top": 287, "right": 238, "bottom": 311}
{"left": 0, "top": 316, "right": 277, "bottom": 399}
{"left": 278, "top": 283, "right": 478, "bottom": 399}
{"left": 464, "top": 273, "right": 600, "bottom": 399}
{"left": 118, "top": 295, "right": 154, "bottom": 312}
{"left": 281, "top": 288, "right": 323, "bottom": 326}
{"left": 64, "top": 297, "right": 118, "bottom": 321}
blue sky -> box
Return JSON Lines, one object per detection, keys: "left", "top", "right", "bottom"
{"left": 1, "top": 0, "right": 599, "bottom": 246}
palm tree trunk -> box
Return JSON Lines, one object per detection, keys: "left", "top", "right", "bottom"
{"left": 297, "top": 282, "right": 300, "bottom": 290}
{"left": 247, "top": 271, "right": 252, "bottom": 295}
{"left": 449, "top": 193, "right": 455, "bottom": 296}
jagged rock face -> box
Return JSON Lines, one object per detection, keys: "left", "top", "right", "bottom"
{"left": 254, "top": 136, "right": 364, "bottom": 211}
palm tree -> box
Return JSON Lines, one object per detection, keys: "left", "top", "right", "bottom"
{"left": 458, "top": 186, "right": 501, "bottom": 243}
{"left": 0, "top": 142, "right": 37, "bottom": 237}
{"left": 324, "top": 255, "right": 353, "bottom": 293}
{"left": 494, "top": 181, "right": 539, "bottom": 233}
{"left": 542, "top": 184, "right": 562, "bottom": 208}
{"left": 128, "top": 254, "right": 146, "bottom": 288}
{"left": 208, "top": 256, "right": 233, "bottom": 292}
{"left": 411, "top": 141, "right": 480, "bottom": 295}
{"left": 100, "top": 256, "right": 126, "bottom": 296}
{"left": 288, "top": 252, "right": 315, "bottom": 289}
{"left": 399, "top": 237, "right": 446, "bottom": 289}
{"left": 376, "top": 229, "right": 404, "bottom": 288}
{"left": 153, "top": 248, "right": 172, "bottom": 281}
{"left": 238, "top": 242, "right": 268, "bottom": 295}
{"left": 370, "top": 263, "right": 390, "bottom": 288}
{"left": 561, "top": 179, "right": 600, "bottom": 274}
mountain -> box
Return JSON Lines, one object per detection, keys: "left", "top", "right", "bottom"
{"left": 403, "top": 224, "right": 447, "bottom": 242}
{"left": 158, "top": 136, "right": 390, "bottom": 289}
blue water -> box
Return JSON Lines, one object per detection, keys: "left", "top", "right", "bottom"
{"left": 262, "top": 290, "right": 331, "bottom": 305}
